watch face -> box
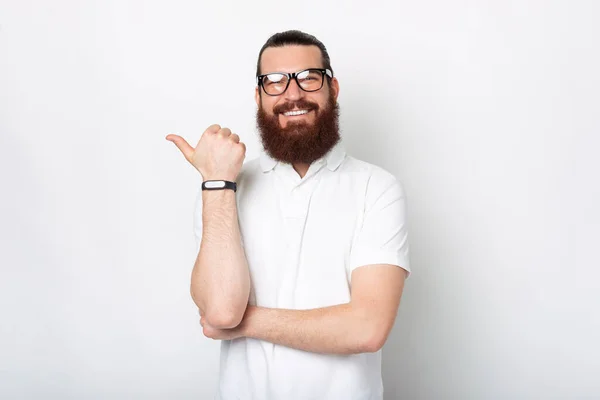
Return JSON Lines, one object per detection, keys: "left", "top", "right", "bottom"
{"left": 205, "top": 181, "right": 226, "bottom": 189}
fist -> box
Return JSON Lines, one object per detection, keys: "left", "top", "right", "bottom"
{"left": 166, "top": 124, "right": 246, "bottom": 181}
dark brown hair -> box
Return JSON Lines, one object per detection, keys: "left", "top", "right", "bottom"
{"left": 256, "top": 30, "right": 333, "bottom": 77}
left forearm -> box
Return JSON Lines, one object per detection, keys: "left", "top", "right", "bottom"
{"left": 241, "top": 304, "right": 378, "bottom": 355}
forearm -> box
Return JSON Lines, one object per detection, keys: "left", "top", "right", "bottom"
{"left": 191, "top": 190, "right": 250, "bottom": 328}
{"left": 242, "top": 304, "right": 378, "bottom": 355}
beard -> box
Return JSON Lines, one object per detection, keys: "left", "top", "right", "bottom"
{"left": 256, "top": 88, "right": 341, "bottom": 165}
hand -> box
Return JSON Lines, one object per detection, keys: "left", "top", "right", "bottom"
{"left": 166, "top": 124, "right": 246, "bottom": 181}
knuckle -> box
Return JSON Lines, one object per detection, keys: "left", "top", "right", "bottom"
{"left": 204, "top": 124, "right": 220, "bottom": 135}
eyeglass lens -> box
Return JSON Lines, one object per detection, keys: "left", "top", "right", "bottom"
{"left": 262, "top": 69, "right": 324, "bottom": 95}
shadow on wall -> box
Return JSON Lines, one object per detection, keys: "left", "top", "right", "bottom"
{"left": 341, "top": 88, "right": 470, "bottom": 400}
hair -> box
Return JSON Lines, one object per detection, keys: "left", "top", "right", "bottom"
{"left": 255, "top": 30, "right": 333, "bottom": 77}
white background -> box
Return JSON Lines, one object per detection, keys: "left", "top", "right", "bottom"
{"left": 1, "top": 0, "right": 598, "bottom": 399}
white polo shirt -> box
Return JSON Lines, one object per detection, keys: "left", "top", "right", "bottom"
{"left": 193, "top": 140, "right": 411, "bottom": 400}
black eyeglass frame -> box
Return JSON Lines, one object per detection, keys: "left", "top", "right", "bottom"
{"left": 256, "top": 68, "right": 334, "bottom": 96}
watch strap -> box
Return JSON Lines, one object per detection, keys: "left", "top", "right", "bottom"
{"left": 202, "top": 180, "right": 237, "bottom": 192}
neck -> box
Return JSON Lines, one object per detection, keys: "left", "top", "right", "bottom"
{"left": 292, "top": 163, "right": 310, "bottom": 179}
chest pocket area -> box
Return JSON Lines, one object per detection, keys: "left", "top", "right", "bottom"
{"left": 290, "top": 187, "right": 360, "bottom": 308}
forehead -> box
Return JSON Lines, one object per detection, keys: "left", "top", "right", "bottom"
{"left": 260, "top": 45, "right": 323, "bottom": 74}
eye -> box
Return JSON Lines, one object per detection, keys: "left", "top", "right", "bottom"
{"left": 265, "top": 73, "right": 286, "bottom": 84}
{"left": 297, "top": 71, "right": 310, "bottom": 80}
{"left": 298, "top": 70, "right": 321, "bottom": 81}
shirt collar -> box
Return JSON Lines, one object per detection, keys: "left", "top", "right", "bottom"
{"left": 259, "top": 140, "right": 347, "bottom": 173}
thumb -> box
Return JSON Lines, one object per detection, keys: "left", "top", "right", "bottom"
{"left": 166, "top": 134, "right": 194, "bottom": 161}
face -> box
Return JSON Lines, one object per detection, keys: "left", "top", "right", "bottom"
{"left": 255, "top": 45, "right": 341, "bottom": 164}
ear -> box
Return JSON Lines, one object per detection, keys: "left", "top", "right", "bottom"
{"left": 255, "top": 86, "right": 260, "bottom": 107}
{"left": 330, "top": 77, "right": 340, "bottom": 102}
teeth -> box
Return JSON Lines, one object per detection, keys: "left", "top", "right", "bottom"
{"left": 284, "top": 109, "right": 309, "bottom": 116}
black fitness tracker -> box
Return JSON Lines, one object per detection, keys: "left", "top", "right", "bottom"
{"left": 202, "top": 180, "right": 237, "bottom": 192}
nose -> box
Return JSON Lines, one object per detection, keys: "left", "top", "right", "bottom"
{"left": 284, "top": 78, "right": 304, "bottom": 101}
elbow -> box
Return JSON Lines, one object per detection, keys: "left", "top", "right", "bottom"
{"left": 358, "top": 321, "right": 392, "bottom": 353}
{"left": 193, "top": 291, "right": 246, "bottom": 328}
{"left": 191, "top": 289, "right": 245, "bottom": 328}
{"left": 361, "top": 332, "right": 387, "bottom": 353}
{"left": 190, "top": 280, "right": 250, "bottom": 329}
{"left": 204, "top": 307, "right": 245, "bottom": 329}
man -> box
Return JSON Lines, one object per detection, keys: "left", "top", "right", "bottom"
{"left": 166, "top": 30, "right": 411, "bottom": 400}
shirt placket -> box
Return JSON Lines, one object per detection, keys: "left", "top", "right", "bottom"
{"left": 274, "top": 163, "right": 322, "bottom": 308}
{"left": 270, "top": 162, "right": 326, "bottom": 397}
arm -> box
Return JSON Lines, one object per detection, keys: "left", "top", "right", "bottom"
{"left": 202, "top": 172, "right": 411, "bottom": 351}
{"left": 167, "top": 124, "right": 250, "bottom": 329}
{"left": 192, "top": 189, "right": 250, "bottom": 329}
{"left": 239, "top": 264, "right": 406, "bottom": 355}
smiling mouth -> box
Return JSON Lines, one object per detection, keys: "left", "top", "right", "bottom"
{"left": 282, "top": 109, "right": 310, "bottom": 116}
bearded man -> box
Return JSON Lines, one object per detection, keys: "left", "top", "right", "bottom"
{"left": 167, "top": 30, "right": 411, "bottom": 400}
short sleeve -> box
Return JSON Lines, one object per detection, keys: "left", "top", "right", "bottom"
{"left": 193, "top": 186, "right": 203, "bottom": 253}
{"left": 348, "top": 173, "right": 411, "bottom": 278}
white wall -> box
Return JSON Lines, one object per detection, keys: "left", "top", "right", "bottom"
{"left": 1, "top": 1, "right": 598, "bottom": 399}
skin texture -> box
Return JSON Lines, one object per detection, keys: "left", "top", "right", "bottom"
{"left": 196, "top": 44, "right": 408, "bottom": 355}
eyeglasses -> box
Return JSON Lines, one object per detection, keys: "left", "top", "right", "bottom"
{"left": 257, "top": 68, "right": 333, "bottom": 96}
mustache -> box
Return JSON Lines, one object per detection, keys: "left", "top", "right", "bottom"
{"left": 272, "top": 99, "right": 319, "bottom": 114}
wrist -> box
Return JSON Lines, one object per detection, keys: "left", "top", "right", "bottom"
{"left": 202, "top": 189, "right": 235, "bottom": 201}
{"left": 202, "top": 174, "right": 237, "bottom": 182}
{"left": 202, "top": 180, "right": 237, "bottom": 193}
{"left": 240, "top": 305, "right": 257, "bottom": 338}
